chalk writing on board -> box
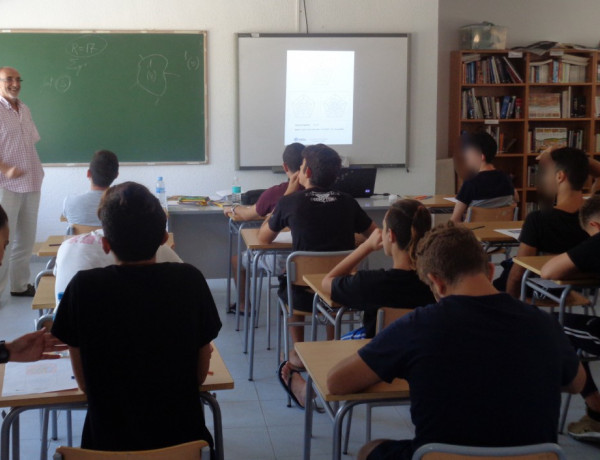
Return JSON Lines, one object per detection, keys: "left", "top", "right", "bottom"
{"left": 134, "top": 54, "right": 179, "bottom": 103}
{"left": 66, "top": 58, "right": 88, "bottom": 77}
{"left": 66, "top": 35, "right": 108, "bottom": 58}
{"left": 184, "top": 51, "right": 201, "bottom": 71}
{"left": 42, "top": 75, "right": 72, "bottom": 94}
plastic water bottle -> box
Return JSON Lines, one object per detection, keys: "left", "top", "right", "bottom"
{"left": 155, "top": 176, "right": 167, "bottom": 208}
{"left": 231, "top": 176, "right": 242, "bottom": 204}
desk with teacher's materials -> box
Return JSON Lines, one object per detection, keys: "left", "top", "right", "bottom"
{"left": 168, "top": 198, "right": 392, "bottom": 280}
{"left": 0, "top": 345, "right": 233, "bottom": 460}
{"left": 296, "top": 340, "right": 410, "bottom": 460}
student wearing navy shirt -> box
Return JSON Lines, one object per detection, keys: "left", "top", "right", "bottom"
{"left": 258, "top": 144, "right": 376, "bottom": 408}
{"left": 321, "top": 199, "right": 435, "bottom": 339}
{"left": 542, "top": 194, "right": 600, "bottom": 443}
{"left": 451, "top": 132, "right": 517, "bottom": 223}
{"left": 328, "top": 223, "right": 584, "bottom": 460}
{"left": 506, "top": 147, "right": 590, "bottom": 297}
{"left": 52, "top": 183, "right": 222, "bottom": 453}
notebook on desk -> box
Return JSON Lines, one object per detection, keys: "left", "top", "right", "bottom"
{"left": 332, "top": 168, "right": 377, "bottom": 198}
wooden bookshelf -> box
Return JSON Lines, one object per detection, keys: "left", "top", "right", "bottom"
{"left": 449, "top": 49, "right": 599, "bottom": 219}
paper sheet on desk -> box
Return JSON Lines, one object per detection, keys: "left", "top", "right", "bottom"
{"left": 3, "top": 359, "right": 77, "bottom": 397}
{"left": 444, "top": 197, "right": 459, "bottom": 203}
{"left": 493, "top": 229, "right": 521, "bottom": 240}
{"left": 273, "top": 232, "right": 293, "bottom": 244}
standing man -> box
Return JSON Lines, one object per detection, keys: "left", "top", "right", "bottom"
{"left": 0, "top": 67, "right": 44, "bottom": 297}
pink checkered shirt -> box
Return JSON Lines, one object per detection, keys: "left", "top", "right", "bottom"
{"left": 0, "top": 96, "right": 44, "bottom": 193}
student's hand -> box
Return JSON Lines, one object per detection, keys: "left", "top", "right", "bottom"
{"left": 536, "top": 145, "right": 559, "bottom": 163}
{"left": 363, "top": 228, "right": 383, "bottom": 252}
{"left": 222, "top": 206, "right": 233, "bottom": 217}
{"left": 5, "top": 329, "right": 67, "bottom": 362}
{"left": 2, "top": 165, "right": 24, "bottom": 179}
{"left": 284, "top": 172, "right": 301, "bottom": 196}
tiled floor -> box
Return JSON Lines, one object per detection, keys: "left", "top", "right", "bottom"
{"left": 0, "top": 260, "right": 599, "bottom": 459}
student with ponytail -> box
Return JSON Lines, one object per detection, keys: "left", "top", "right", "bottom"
{"left": 321, "top": 199, "right": 435, "bottom": 339}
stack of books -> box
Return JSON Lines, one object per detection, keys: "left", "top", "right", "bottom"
{"left": 531, "top": 127, "right": 584, "bottom": 152}
{"left": 529, "top": 91, "right": 586, "bottom": 118}
{"left": 462, "top": 89, "right": 521, "bottom": 119}
{"left": 529, "top": 54, "right": 589, "bottom": 83}
{"left": 462, "top": 54, "right": 523, "bottom": 84}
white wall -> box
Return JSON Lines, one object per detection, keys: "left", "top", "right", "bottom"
{"left": 437, "top": 0, "right": 600, "bottom": 160}
{"left": 1, "top": 0, "right": 440, "bottom": 239}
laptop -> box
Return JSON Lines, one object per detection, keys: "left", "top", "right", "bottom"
{"left": 332, "top": 168, "right": 377, "bottom": 198}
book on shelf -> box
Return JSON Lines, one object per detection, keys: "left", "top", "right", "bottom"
{"left": 461, "top": 54, "right": 523, "bottom": 84}
{"left": 529, "top": 93, "right": 560, "bottom": 118}
{"left": 482, "top": 125, "right": 517, "bottom": 153}
{"left": 529, "top": 55, "right": 589, "bottom": 83}
{"left": 596, "top": 96, "right": 600, "bottom": 117}
{"left": 526, "top": 202, "right": 539, "bottom": 214}
{"left": 533, "top": 127, "right": 568, "bottom": 152}
{"left": 461, "top": 89, "right": 520, "bottom": 119}
{"left": 527, "top": 164, "right": 539, "bottom": 187}
{"left": 596, "top": 133, "right": 600, "bottom": 149}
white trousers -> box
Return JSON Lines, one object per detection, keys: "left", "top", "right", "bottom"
{"left": 0, "top": 189, "right": 40, "bottom": 294}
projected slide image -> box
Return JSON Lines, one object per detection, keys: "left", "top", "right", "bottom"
{"left": 285, "top": 50, "right": 355, "bottom": 145}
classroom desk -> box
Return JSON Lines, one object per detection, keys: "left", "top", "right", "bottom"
{"left": 168, "top": 198, "right": 391, "bottom": 280}
{"left": 240, "top": 227, "right": 292, "bottom": 381}
{"left": 465, "top": 220, "right": 523, "bottom": 244}
{"left": 0, "top": 345, "right": 233, "bottom": 460}
{"left": 34, "top": 233, "right": 176, "bottom": 258}
{"left": 514, "top": 256, "right": 600, "bottom": 324}
{"left": 32, "top": 276, "right": 56, "bottom": 314}
{"left": 303, "top": 274, "right": 357, "bottom": 341}
{"left": 408, "top": 195, "right": 456, "bottom": 213}
{"left": 296, "top": 340, "right": 410, "bottom": 460}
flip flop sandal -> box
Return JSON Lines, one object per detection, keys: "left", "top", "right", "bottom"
{"left": 226, "top": 304, "right": 244, "bottom": 316}
{"left": 277, "top": 361, "right": 305, "bottom": 409}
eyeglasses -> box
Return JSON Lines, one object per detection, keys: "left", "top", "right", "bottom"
{"left": 0, "top": 78, "right": 23, "bottom": 83}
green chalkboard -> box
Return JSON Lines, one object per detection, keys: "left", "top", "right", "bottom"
{"left": 0, "top": 31, "right": 207, "bottom": 164}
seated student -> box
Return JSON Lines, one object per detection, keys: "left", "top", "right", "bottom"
{"left": 327, "top": 223, "right": 585, "bottom": 460}
{"left": 505, "top": 147, "right": 590, "bottom": 297}
{"left": 52, "top": 182, "right": 221, "bottom": 452}
{"left": 63, "top": 150, "right": 119, "bottom": 227}
{"left": 257, "top": 144, "right": 376, "bottom": 407}
{"left": 451, "top": 132, "right": 517, "bottom": 223}
{"left": 222, "top": 142, "right": 305, "bottom": 313}
{"left": 320, "top": 199, "right": 435, "bottom": 339}
{"left": 541, "top": 194, "right": 600, "bottom": 442}
{"left": 53, "top": 228, "right": 182, "bottom": 305}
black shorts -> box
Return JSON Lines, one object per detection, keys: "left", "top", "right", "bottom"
{"left": 277, "top": 275, "right": 315, "bottom": 313}
{"left": 367, "top": 440, "right": 414, "bottom": 460}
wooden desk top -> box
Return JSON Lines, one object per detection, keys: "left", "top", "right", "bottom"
{"left": 465, "top": 221, "right": 524, "bottom": 243}
{"left": 240, "top": 228, "right": 292, "bottom": 251}
{"left": 0, "top": 344, "right": 233, "bottom": 408}
{"left": 408, "top": 195, "right": 456, "bottom": 209}
{"left": 32, "top": 276, "right": 56, "bottom": 311}
{"left": 295, "top": 340, "right": 409, "bottom": 402}
{"left": 35, "top": 233, "right": 175, "bottom": 257}
{"left": 513, "top": 256, "right": 600, "bottom": 286}
{"left": 302, "top": 274, "right": 340, "bottom": 308}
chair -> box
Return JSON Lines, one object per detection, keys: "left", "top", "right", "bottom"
{"left": 412, "top": 442, "right": 566, "bottom": 459}
{"left": 53, "top": 440, "right": 209, "bottom": 460}
{"left": 465, "top": 204, "right": 518, "bottom": 223}
{"left": 277, "top": 250, "right": 353, "bottom": 403}
{"left": 70, "top": 224, "right": 102, "bottom": 235}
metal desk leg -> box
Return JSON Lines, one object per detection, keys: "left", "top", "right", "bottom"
{"left": 558, "top": 285, "right": 573, "bottom": 326}
{"left": 333, "top": 401, "right": 359, "bottom": 460}
{"left": 51, "top": 410, "right": 58, "bottom": 440}
{"left": 519, "top": 269, "right": 531, "bottom": 302}
{"left": 243, "top": 249, "right": 253, "bottom": 353}
{"left": 226, "top": 219, "right": 234, "bottom": 313}
{"left": 310, "top": 294, "right": 319, "bottom": 342}
{"left": 236, "top": 223, "right": 245, "bottom": 332}
{"left": 334, "top": 307, "right": 348, "bottom": 341}
{"left": 11, "top": 416, "right": 19, "bottom": 460}
{"left": 248, "top": 251, "right": 261, "bottom": 381}
{"left": 41, "top": 409, "right": 49, "bottom": 460}
{"left": 200, "top": 393, "right": 224, "bottom": 460}
{"left": 303, "top": 375, "right": 314, "bottom": 460}
{"left": 66, "top": 410, "right": 73, "bottom": 446}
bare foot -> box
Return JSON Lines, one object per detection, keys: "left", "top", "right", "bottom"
{"left": 282, "top": 362, "right": 307, "bottom": 407}
{"left": 288, "top": 350, "right": 304, "bottom": 370}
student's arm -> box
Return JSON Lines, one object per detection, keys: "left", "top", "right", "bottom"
{"left": 450, "top": 201, "right": 468, "bottom": 223}
{"left": 540, "top": 253, "right": 579, "bottom": 280}
{"left": 513, "top": 189, "right": 520, "bottom": 204}
{"left": 257, "top": 217, "right": 278, "bottom": 244}
{"left": 68, "top": 347, "right": 86, "bottom": 393}
{"left": 589, "top": 157, "right": 600, "bottom": 179}
{"left": 223, "top": 204, "right": 261, "bottom": 221}
{"left": 321, "top": 229, "right": 382, "bottom": 296}
{"left": 327, "top": 353, "right": 381, "bottom": 395}
{"left": 284, "top": 171, "right": 301, "bottom": 196}
{"left": 506, "top": 242, "right": 538, "bottom": 298}
{"left": 563, "top": 362, "right": 586, "bottom": 394}
{"left": 197, "top": 342, "right": 213, "bottom": 385}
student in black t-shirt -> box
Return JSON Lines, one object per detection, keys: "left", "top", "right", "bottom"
{"left": 328, "top": 223, "right": 585, "bottom": 460}
{"left": 52, "top": 182, "right": 222, "bottom": 453}
{"left": 506, "top": 147, "right": 590, "bottom": 297}
{"left": 542, "top": 194, "right": 600, "bottom": 442}
{"left": 320, "top": 199, "right": 435, "bottom": 339}
{"left": 451, "top": 132, "right": 517, "bottom": 223}
{"left": 258, "top": 144, "right": 376, "bottom": 407}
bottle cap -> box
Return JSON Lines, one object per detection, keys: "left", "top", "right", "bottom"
{"left": 157, "top": 176, "right": 163, "bottom": 181}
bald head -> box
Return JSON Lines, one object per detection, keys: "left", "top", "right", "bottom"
{"left": 0, "top": 67, "right": 21, "bottom": 102}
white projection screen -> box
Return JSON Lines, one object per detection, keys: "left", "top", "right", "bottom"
{"left": 237, "top": 34, "right": 409, "bottom": 169}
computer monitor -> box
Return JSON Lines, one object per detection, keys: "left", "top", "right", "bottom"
{"left": 332, "top": 168, "right": 377, "bottom": 198}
